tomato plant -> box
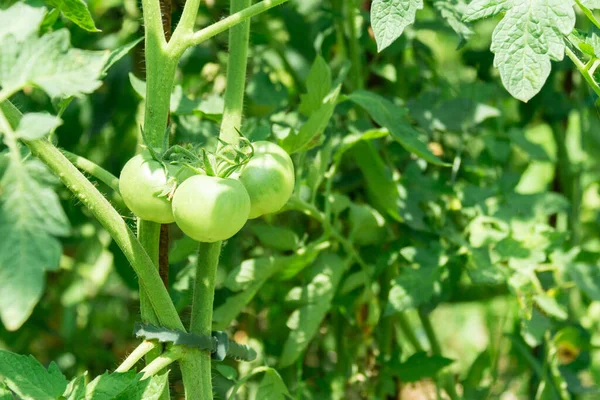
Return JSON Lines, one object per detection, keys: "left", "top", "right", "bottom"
{"left": 4, "top": 0, "right": 600, "bottom": 399}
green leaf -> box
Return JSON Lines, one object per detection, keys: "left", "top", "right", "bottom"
{"left": 279, "top": 253, "right": 346, "bottom": 367}
{"left": 568, "top": 263, "right": 600, "bottom": 301}
{"left": 63, "top": 374, "right": 86, "bottom": 400}
{"left": 348, "top": 91, "right": 447, "bottom": 165}
{"left": 385, "top": 266, "right": 440, "bottom": 315}
{"left": 250, "top": 223, "right": 300, "bottom": 252}
{"left": 0, "top": 351, "right": 67, "bottom": 400}
{"left": 85, "top": 371, "right": 138, "bottom": 399}
{"left": 0, "top": 2, "right": 46, "bottom": 41}
{"left": 0, "top": 160, "right": 70, "bottom": 330}
{"left": 534, "top": 294, "right": 568, "bottom": 320}
{"left": 103, "top": 37, "right": 143, "bottom": 76}
{"left": 45, "top": 0, "right": 100, "bottom": 32}
{"left": 581, "top": 0, "right": 600, "bottom": 9}
{"left": 392, "top": 352, "right": 454, "bottom": 382}
{"left": 464, "top": 0, "right": 575, "bottom": 102}
{"left": 299, "top": 55, "right": 332, "bottom": 116}
{"left": 371, "top": 0, "right": 424, "bottom": 51}
{"left": 434, "top": 0, "right": 474, "bottom": 42}
{"left": 281, "top": 85, "right": 341, "bottom": 154}
{"left": 114, "top": 372, "right": 169, "bottom": 400}
{"left": 256, "top": 369, "right": 292, "bottom": 400}
{"left": 15, "top": 112, "right": 62, "bottom": 140}
{"left": 351, "top": 141, "right": 402, "bottom": 221}
{"left": 0, "top": 29, "right": 109, "bottom": 98}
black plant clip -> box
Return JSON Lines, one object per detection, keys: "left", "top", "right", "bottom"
{"left": 133, "top": 322, "right": 257, "bottom": 362}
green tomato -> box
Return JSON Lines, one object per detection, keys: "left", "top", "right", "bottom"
{"left": 238, "top": 141, "right": 295, "bottom": 219}
{"left": 172, "top": 175, "right": 251, "bottom": 242}
{"left": 119, "top": 150, "right": 181, "bottom": 224}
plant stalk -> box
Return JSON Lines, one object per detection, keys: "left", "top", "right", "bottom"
{"left": 180, "top": 242, "right": 222, "bottom": 400}
{"left": 116, "top": 341, "right": 157, "bottom": 372}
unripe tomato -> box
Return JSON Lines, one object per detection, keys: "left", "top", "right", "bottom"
{"left": 119, "top": 151, "right": 182, "bottom": 224}
{"left": 172, "top": 175, "right": 251, "bottom": 242}
{"left": 238, "top": 141, "right": 295, "bottom": 219}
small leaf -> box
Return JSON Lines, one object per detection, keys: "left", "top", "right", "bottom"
{"left": 385, "top": 266, "right": 440, "bottom": 315}
{"left": 348, "top": 91, "right": 447, "bottom": 165}
{"left": 299, "top": 55, "right": 332, "bottom": 116}
{"left": 282, "top": 85, "right": 341, "bottom": 154}
{"left": 371, "top": 0, "right": 424, "bottom": 51}
{"left": 256, "top": 369, "right": 292, "bottom": 400}
{"left": 392, "top": 352, "right": 453, "bottom": 382}
{"left": 0, "top": 29, "right": 109, "bottom": 98}
{"left": 15, "top": 112, "right": 62, "bottom": 140}
{"left": 45, "top": 0, "right": 100, "bottom": 32}
{"left": 0, "top": 351, "right": 67, "bottom": 400}
{"left": 568, "top": 263, "right": 600, "bottom": 301}
{"left": 103, "top": 37, "right": 143, "bottom": 76}
{"left": 85, "top": 371, "right": 138, "bottom": 399}
{"left": 250, "top": 223, "right": 299, "bottom": 252}
{"left": 114, "top": 372, "right": 169, "bottom": 400}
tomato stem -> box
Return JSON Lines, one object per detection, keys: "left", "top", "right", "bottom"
{"left": 116, "top": 340, "right": 157, "bottom": 373}
{"left": 219, "top": 0, "right": 252, "bottom": 145}
{"left": 180, "top": 241, "right": 222, "bottom": 400}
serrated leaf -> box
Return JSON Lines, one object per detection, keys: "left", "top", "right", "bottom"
{"left": 465, "top": 0, "right": 575, "bottom": 102}
{"left": 0, "top": 351, "right": 67, "bottom": 400}
{"left": 299, "top": 55, "right": 332, "bottom": 116}
{"left": 0, "top": 160, "right": 70, "bottom": 330}
{"left": 385, "top": 266, "right": 440, "bottom": 315}
{"left": 62, "top": 374, "right": 86, "bottom": 400}
{"left": 279, "top": 253, "right": 345, "bottom": 367}
{"left": 0, "top": 29, "right": 109, "bottom": 98}
{"left": 348, "top": 91, "right": 447, "bottom": 165}
{"left": 568, "top": 263, "right": 600, "bottom": 301}
{"left": 392, "top": 352, "right": 454, "bottom": 382}
{"left": 256, "top": 369, "right": 292, "bottom": 400}
{"left": 45, "top": 0, "right": 99, "bottom": 32}
{"left": 371, "top": 0, "right": 424, "bottom": 51}
{"left": 114, "top": 372, "right": 168, "bottom": 400}
{"left": 0, "top": 2, "right": 46, "bottom": 42}
{"left": 15, "top": 112, "right": 62, "bottom": 140}
{"left": 434, "top": 0, "right": 474, "bottom": 41}
{"left": 85, "top": 371, "right": 138, "bottom": 400}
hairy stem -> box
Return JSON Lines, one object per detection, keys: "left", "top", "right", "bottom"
{"left": 219, "top": 0, "right": 252, "bottom": 145}
{"left": 61, "top": 150, "right": 120, "bottom": 193}
{"left": 0, "top": 101, "right": 184, "bottom": 331}
{"left": 181, "top": 242, "right": 223, "bottom": 399}
{"left": 116, "top": 341, "right": 157, "bottom": 373}
{"left": 565, "top": 47, "right": 600, "bottom": 98}
{"left": 141, "top": 346, "right": 185, "bottom": 379}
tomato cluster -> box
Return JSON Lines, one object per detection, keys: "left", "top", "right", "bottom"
{"left": 119, "top": 141, "right": 295, "bottom": 242}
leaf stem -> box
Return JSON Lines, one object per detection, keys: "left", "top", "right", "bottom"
{"left": 116, "top": 341, "right": 157, "bottom": 372}
{"left": 575, "top": 0, "right": 600, "bottom": 30}
{"left": 141, "top": 346, "right": 185, "bottom": 379}
{"left": 61, "top": 150, "right": 120, "bottom": 193}
{"left": 345, "top": 0, "right": 364, "bottom": 91}
{"left": 565, "top": 46, "right": 600, "bottom": 98}
{"left": 183, "top": 0, "right": 288, "bottom": 54}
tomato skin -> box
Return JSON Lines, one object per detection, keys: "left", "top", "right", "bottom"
{"left": 119, "top": 151, "right": 178, "bottom": 224}
{"left": 172, "top": 175, "right": 251, "bottom": 242}
{"left": 238, "top": 141, "right": 295, "bottom": 219}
